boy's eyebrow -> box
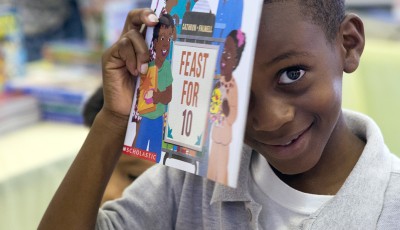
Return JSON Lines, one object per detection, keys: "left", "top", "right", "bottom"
{"left": 266, "top": 50, "right": 314, "bottom": 66}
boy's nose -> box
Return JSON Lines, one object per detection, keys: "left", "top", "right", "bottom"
{"left": 249, "top": 93, "right": 295, "bottom": 132}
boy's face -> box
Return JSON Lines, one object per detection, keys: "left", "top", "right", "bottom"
{"left": 245, "top": 2, "right": 344, "bottom": 174}
{"left": 101, "top": 154, "right": 155, "bottom": 205}
{"left": 154, "top": 25, "right": 173, "bottom": 64}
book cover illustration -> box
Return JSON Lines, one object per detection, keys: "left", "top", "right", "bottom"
{"left": 122, "top": 0, "right": 263, "bottom": 187}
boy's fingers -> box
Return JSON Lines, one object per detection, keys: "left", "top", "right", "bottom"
{"left": 106, "top": 29, "right": 150, "bottom": 76}
{"left": 124, "top": 29, "right": 150, "bottom": 74}
{"left": 122, "top": 8, "right": 158, "bottom": 36}
{"left": 140, "top": 24, "right": 147, "bottom": 36}
{"left": 115, "top": 36, "right": 138, "bottom": 76}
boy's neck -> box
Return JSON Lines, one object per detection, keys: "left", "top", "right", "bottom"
{"left": 273, "top": 113, "right": 365, "bottom": 195}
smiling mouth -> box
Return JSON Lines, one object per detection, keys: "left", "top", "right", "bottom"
{"left": 280, "top": 134, "right": 302, "bottom": 146}
{"left": 269, "top": 122, "right": 313, "bottom": 147}
{"left": 162, "top": 49, "right": 167, "bottom": 56}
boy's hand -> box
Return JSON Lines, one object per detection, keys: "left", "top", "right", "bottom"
{"left": 101, "top": 9, "right": 158, "bottom": 119}
{"left": 38, "top": 9, "right": 160, "bottom": 230}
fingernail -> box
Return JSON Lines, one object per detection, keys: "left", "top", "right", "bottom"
{"left": 148, "top": 14, "right": 159, "bottom": 23}
{"left": 140, "top": 63, "right": 148, "bottom": 74}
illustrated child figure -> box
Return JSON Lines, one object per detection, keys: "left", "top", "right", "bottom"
{"left": 213, "top": 0, "right": 243, "bottom": 76}
{"left": 135, "top": 13, "right": 175, "bottom": 163}
{"left": 208, "top": 29, "right": 246, "bottom": 184}
{"left": 151, "top": 0, "right": 180, "bottom": 61}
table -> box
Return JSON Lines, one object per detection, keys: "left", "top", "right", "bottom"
{"left": 0, "top": 122, "right": 88, "bottom": 230}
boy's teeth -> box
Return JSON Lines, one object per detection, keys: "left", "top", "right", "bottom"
{"left": 282, "top": 134, "right": 300, "bottom": 146}
{"left": 283, "top": 140, "right": 293, "bottom": 146}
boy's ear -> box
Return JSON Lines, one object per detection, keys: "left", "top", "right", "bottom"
{"left": 340, "top": 14, "right": 365, "bottom": 73}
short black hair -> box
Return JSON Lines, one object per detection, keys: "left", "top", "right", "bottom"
{"left": 152, "top": 13, "right": 175, "bottom": 42}
{"left": 264, "top": 0, "right": 345, "bottom": 42}
{"left": 83, "top": 87, "right": 104, "bottom": 127}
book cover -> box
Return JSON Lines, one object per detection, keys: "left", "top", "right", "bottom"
{"left": 122, "top": 0, "right": 263, "bottom": 187}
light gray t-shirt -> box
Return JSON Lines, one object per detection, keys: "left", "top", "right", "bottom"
{"left": 97, "top": 110, "right": 400, "bottom": 229}
{"left": 248, "top": 152, "right": 333, "bottom": 229}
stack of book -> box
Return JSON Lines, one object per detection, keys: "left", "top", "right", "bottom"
{"left": 5, "top": 62, "right": 101, "bottom": 124}
{"left": 42, "top": 40, "right": 102, "bottom": 69}
{"left": 0, "top": 92, "right": 40, "bottom": 135}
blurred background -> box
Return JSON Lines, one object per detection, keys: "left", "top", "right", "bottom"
{"left": 0, "top": 0, "right": 399, "bottom": 229}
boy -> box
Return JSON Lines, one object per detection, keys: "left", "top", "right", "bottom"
{"left": 39, "top": 1, "right": 400, "bottom": 229}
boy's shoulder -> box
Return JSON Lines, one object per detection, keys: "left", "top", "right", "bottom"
{"left": 383, "top": 154, "right": 400, "bottom": 196}
{"left": 386, "top": 154, "right": 400, "bottom": 196}
{"left": 377, "top": 154, "right": 400, "bottom": 228}
{"left": 390, "top": 153, "right": 400, "bottom": 174}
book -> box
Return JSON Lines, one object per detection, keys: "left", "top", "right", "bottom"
{"left": 0, "top": 5, "right": 26, "bottom": 92}
{"left": 0, "top": 92, "right": 40, "bottom": 135}
{"left": 122, "top": 0, "right": 264, "bottom": 187}
{"left": 42, "top": 40, "right": 102, "bottom": 69}
{"left": 5, "top": 61, "right": 101, "bottom": 124}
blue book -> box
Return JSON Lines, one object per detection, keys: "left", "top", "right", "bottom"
{"left": 42, "top": 111, "right": 84, "bottom": 124}
{"left": 5, "top": 84, "right": 87, "bottom": 104}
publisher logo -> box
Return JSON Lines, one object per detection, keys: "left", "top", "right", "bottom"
{"left": 122, "top": 145, "right": 157, "bottom": 162}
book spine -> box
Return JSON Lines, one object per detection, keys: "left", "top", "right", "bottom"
{"left": 4, "top": 85, "right": 88, "bottom": 104}
{"left": 40, "top": 102, "right": 82, "bottom": 115}
{"left": 0, "top": 110, "right": 41, "bottom": 135}
{"left": 41, "top": 111, "right": 83, "bottom": 124}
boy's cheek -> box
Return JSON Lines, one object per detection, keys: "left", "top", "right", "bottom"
{"left": 243, "top": 127, "right": 256, "bottom": 147}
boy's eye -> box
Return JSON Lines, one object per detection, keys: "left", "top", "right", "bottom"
{"left": 160, "top": 36, "right": 165, "bottom": 41}
{"left": 278, "top": 68, "right": 305, "bottom": 84}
